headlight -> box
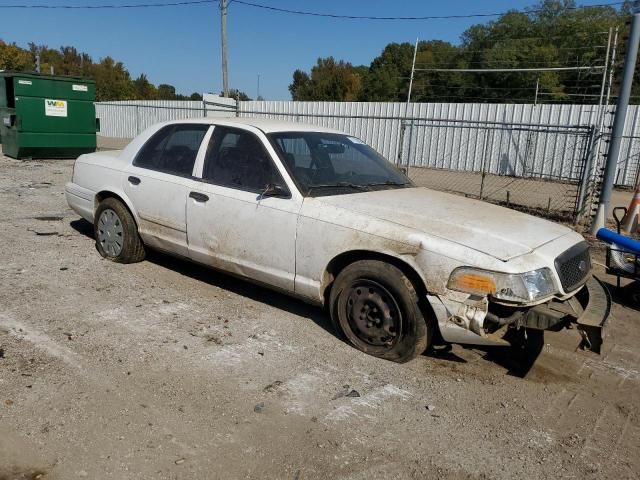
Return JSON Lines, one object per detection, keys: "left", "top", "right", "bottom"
{"left": 447, "top": 267, "right": 556, "bottom": 303}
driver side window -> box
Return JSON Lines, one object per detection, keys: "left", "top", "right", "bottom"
{"left": 202, "top": 127, "right": 284, "bottom": 193}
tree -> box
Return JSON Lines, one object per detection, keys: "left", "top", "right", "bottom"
{"left": 289, "top": 1, "right": 629, "bottom": 104}
{"left": 157, "top": 84, "right": 177, "bottom": 100}
{"left": 288, "top": 57, "right": 364, "bottom": 101}
{"left": 289, "top": 69, "right": 311, "bottom": 100}
{"left": 0, "top": 40, "right": 33, "bottom": 71}
{"left": 362, "top": 43, "right": 414, "bottom": 101}
{"left": 133, "top": 74, "right": 157, "bottom": 100}
{"left": 1, "top": 40, "right": 196, "bottom": 101}
{"left": 91, "top": 57, "right": 136, "bottom": 101}
{"left": 225, "top": 88, "right": 251, "bottom": 101}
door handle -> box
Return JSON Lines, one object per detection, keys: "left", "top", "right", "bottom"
{"left": 128, "top": 176, "right": 141, "bottom": 185}
{"left": 189, "top": 192, "right": 209, "bottom": 203}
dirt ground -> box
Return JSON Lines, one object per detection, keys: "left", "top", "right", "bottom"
{"left": 1, "top": 152, "right": 639, "bottom": 480}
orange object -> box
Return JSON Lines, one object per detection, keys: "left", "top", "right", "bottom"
{"left": 622, "top": 184, "right": 640, "bottom": 233}
{"left": 452, "top": 273, "right": 497, "bottom": 294}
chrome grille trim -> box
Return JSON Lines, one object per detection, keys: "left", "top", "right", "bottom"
{"left": 555, "top": 241, "right": 591, "bottom": 293}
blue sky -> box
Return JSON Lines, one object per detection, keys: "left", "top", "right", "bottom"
{"left": 0, "top": 0, "right": 619, "bottom": 99}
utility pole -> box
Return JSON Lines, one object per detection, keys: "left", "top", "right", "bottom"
{"left": 257, "top": 74, "right": 261, "bottom": 100}
{"left": 534, "top": 76, "right": 540, "bottom": 106}
{"left": 220, "top": 0, "right": 229, "bottom": 97}
{"left": 407, "top": 37, "right": 418, "bottom": 104}
{"left": 591, "top": 2, "right": 640, "bottom": 233}
{"left": 35, "top": 53, "right": 41, "bottom": 73}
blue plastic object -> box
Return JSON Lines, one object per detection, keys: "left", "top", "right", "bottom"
{"left": 596, "top": 228, "right": 640, "bottom": 254}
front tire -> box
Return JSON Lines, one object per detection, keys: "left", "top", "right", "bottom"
{"left": 94, "top": 197, "right": 145, "bottom": 263}
{"left": 329, "top": 260, "right": 430, "bottom": 363}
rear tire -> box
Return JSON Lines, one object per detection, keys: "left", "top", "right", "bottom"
{"left": 94, "top": 197, "right": 145, "bottom": 263}
{"left": 329, "top": 260, "right": 430, "bottom": 363}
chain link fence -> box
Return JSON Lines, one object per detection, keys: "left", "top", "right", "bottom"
{"left": 397, "top": 119, "right": 594, "bottom": 222}
{"left": 614, "top": 134, "right": 640, "bottom": 188}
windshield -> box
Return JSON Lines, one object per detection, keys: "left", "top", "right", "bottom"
{"left": 268, "top": 132, "right": 412, "bottom": 196}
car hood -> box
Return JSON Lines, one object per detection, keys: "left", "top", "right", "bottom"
{"left": 316, "top": 187, "right": 572, "bottom": 261}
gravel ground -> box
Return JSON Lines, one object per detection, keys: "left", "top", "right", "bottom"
{"left": 0, "top": 154, "right": 639, "bottom": 480}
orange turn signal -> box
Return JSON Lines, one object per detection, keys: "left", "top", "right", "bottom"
{"left": 448, "top": 271, "right": 497, "bottom": 295}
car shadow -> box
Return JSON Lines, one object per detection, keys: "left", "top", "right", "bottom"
{"left": 424, "top": 329, "right": 545, "bottom": 379}
{"left": 601, "top": 278, "right": 640, "bottom": 312}
{"left": 71, "top": 217, "right": 543, "bottom": 377}
{"left": 71, "top": 218, "right": 94, "bottom": 237}
{"left": 70, "top": 219, "right": 336, "bottom": 339}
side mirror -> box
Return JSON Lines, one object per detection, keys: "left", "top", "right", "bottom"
{"left": 262, "top": 183, "right": 289, "bottom": 198}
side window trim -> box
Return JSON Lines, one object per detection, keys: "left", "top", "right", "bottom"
{"left": 192, "top": 125, "right": 215, "bottom": 179}
{"left": 132, "top": 123, "right": 209, "bottom": 178}
{"left": 199, "top": 126, "right": 292, "bottom": 197}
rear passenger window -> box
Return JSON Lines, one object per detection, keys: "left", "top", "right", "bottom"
{"left": 134, "top": 124, "right": 209, "bottom": 176}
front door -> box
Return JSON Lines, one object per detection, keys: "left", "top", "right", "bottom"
{"left": 124, "top": 123, "right": 210, "bottom": 257}
{"left": 186, "top": 126, "right": 300, "bottom": 292}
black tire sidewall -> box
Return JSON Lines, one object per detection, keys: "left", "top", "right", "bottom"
{"left": 94, "top": 198, "right": 144, "bottom": 263}
{"left": 330, "top": 260, "right": 428, "bottom": 363}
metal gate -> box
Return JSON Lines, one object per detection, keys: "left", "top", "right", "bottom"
{"left": 398, "top": 118, "right": 595, "bottom": 223}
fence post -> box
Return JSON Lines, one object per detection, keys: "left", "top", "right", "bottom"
{"left": 396, "top": 121, "right": 406, "bottom": 168}
{"left": 575, "top": 126, "right": 597, "bottom": 224}
{"left": 406, "top": 120, "right": 414, "bottom": 170}
{"left": 479, "top": 129, "right": 491, "bottom": 199}
{"left": 135, "top": 105, "right": 140, "bottom": 135}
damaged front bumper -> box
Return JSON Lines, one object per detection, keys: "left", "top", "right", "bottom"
{"left": 519, "top": 276, "right": 611, "bottom": 353}
{"left": 429, "top": 276, "right": 611, "bottom": 353}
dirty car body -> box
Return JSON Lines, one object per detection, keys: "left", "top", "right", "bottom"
{"left": 65, "top": 118, "right": 610, "bottom": 362}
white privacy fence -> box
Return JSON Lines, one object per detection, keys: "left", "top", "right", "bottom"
{"left": 95, "top": 100, "right": 640, "bottom": 188}
{"left": 95, "top": 99, "right": 237, "bottom": 138}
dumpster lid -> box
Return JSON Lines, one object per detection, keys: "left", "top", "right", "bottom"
{"left": 0, "top": 71, "right": 95, "bottom": 84}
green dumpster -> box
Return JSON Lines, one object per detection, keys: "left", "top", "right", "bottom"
{"left": 0, "top": 72, "right": 98, "bottom": 159}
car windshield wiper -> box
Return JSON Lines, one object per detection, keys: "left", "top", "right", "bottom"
{"left": 364, "top": 180, "right": 410, "bottom": 187}
{"left": 307, "top": 182, "right": 370, "bottom": 192}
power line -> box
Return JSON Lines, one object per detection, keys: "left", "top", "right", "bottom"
{"left": 0, "top": 0, "right": 215, "bottom": 8}
{"left": 415, "top": 60, "right": 605, "bottom": 67}
{"left": 231, "top": 1, "right": 625, "bottom": 20}
{"left": 414, "top": 94, "right": 542, "bottom": 102}
{"left": 409, "top": 83, "right": 605, "bottom": 92}
{"left": 460, "top": 45, "right": 608, "bottom": 54}
{"left": 463, "top": 31, "right": 611, "bottom": 42}
{"left": 414, "top": 65, "right": 606, "bottom": 72}
{"left": 0, "top": 0, "right": 624, "bottom": 16}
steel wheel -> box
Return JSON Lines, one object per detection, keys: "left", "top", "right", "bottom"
{"left": 97, "top": 208, "right": 124, "bottom": 257}
{"left": 329, "top": 260, "right": 430, "bottom": 363}
{"left": 345, "top": 279, "right": 401, "bottom": 347}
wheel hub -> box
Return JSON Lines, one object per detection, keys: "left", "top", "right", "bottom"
{"left": 97, "top": 208, "right": 124, "bottom": 257}
{"left": 346, "top": 280, "right": 401, "bottom": 347}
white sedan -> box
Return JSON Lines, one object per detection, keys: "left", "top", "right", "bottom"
{"left": 66, "top": 118, "right": 609, "bottom": 362}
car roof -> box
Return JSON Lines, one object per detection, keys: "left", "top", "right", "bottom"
{"left": 160, "top": 117, "right": 345, "bottom": 135}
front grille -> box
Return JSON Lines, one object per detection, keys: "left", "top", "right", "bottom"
{"left": 555, "top": 242, "right": 591, "bottom": 292}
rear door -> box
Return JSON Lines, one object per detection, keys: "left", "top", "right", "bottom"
{"left": 124, "top": 123, "right": 211, "bottom": 257}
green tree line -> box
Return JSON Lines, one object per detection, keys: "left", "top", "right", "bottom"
{"left": 290, "top": 0, "right": 638, "bottom": 104}
{"left": 0, "top": 41, "right": 208, "bottom": 101}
